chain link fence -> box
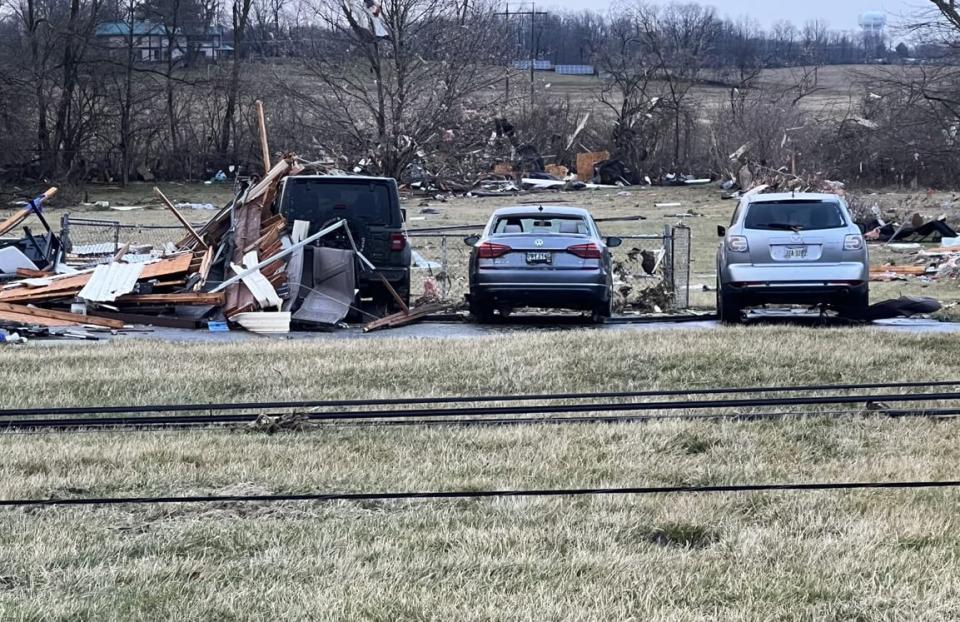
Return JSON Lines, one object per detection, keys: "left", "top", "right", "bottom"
{"left": 407, "top": 224, "right": 692, "bottom": 310}
{"left": 60, "top": 215, "right": 201, "bottom": 261}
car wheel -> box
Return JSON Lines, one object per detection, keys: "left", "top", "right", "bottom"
{"left": 717, "top": 284, "right": 743, "bottom": 325}
{"left": 469, "top": 298, "right": 495, "bottom": 324}
{"left": 838, "top": 290, "right": 870, "bottom": 321}
{"left": 591, "top": 299, "right": 612, "bottom": 324}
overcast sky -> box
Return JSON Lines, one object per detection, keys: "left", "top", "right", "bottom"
{"left": 540, "top": 0, "right": 925, "bottom": 31}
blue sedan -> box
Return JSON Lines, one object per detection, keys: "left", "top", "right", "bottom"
{"left": 465, "top": 206, "right": 622, "bottom": 322}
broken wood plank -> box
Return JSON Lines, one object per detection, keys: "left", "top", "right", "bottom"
{"left": 257, "top": 99, "right": 271, "bottom": 174}
{"left": 0, "top": 302, "right": 124, "bottom": 329}
{"left": 15, "top": 268, "right": 51, "bottom": 279}
{"left": 870, "top": 266, "right": 926, "bottom": 275}
{"left": 195, "top": 247, "right": 214, "bottom": 291}
{"left": 0, "top": 254, "right": 193, "bottom": 303}
{"left": 155, "top": 187, "right": 208, "bottom": 249}
{"left": 376, "top": 272, "right": 409, "bottom": 314}
{"left": 0, "top": 187, "right": 57, "bottom": 237}
{"left": 112, "top": 243, "right": 130, "bottom": 263}
{"left": 116, "top": 292, "right": 225, "bottom": 306}
{"left": 85, "top": 311, "right": 201, "bottom": 329}
{"left": 362, "top": 304, "right": 445, "bottom": 333}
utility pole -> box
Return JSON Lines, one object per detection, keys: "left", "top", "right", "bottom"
{"left": 495, "top": 2, "right": 548, "bottom": 107}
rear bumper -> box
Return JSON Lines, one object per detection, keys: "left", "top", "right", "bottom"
{"left": 721, "top": 263, "right": 868, "bottom": 307}
{"left": 723, "top": 262, "right": 868, "bottom": 285}
{"left": 472, "top": 270, "right": 609, "bottom": 308}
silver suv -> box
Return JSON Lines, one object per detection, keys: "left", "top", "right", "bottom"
{"left": 717, "top": 193, "right": 869, "bottom": 323}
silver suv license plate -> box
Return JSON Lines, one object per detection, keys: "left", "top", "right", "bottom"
{"left": 785, "top": 246, "right": 808, "bottom": 260}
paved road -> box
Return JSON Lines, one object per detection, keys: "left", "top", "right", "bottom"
{"left": 99, "top": 316, "right": 960, "bottom": 344}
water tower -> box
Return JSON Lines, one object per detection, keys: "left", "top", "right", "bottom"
{"left": 859, "top": 11, "right": 887, "bottom": 60}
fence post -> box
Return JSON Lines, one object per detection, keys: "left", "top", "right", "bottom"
{"left": 663, "top": 224, "right": 674, "bottom": 300}
{"left": 60, "top": 214, "right": 71, "bottom": 253}
{"left": 671, "top": 224, "right": 691, "bottom": 309}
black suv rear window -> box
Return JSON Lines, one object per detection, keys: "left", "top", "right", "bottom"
{"left": 283, "top": 181, "right": 395, "bottom": 226}
{"left": 745, "top": 201, "right": 845, "bottom": 231}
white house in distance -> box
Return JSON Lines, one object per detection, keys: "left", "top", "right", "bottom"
{"left": 94, "top": 21, "right": 233, "bottom": 62}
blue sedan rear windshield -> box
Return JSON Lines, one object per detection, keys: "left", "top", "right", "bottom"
{"left": 745, "top": 201, "right": 846, "bottom": 231}
{"left": 493, "top": 216, "right": 589, "bottom": 235}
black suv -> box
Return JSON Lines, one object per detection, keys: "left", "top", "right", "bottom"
{"left": 277, "top": 175, "right": 411, "bottom": 312}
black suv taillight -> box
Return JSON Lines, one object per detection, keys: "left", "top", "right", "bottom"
{"left": 391, "top": 232, "right": 407, "bottom": 252}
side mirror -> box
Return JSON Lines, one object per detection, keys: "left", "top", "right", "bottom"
{"left": 464, "top": 235, "right": 480, "bottom": 246}
{"left": 400, "top": 208, "right": 407, "bottom": 222}
{"left": 606, "top": 236, "right": 623, "bottom": 248}
{"left": 717, "top": 225, "right": 727, "bottom": 237}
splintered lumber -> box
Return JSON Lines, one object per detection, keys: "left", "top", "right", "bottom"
{"left": 362, "top": 303, "right": 446, "bottom": 333}
{"left": 257, "top": 100, "right": 271, "bottom": 174}
{"left": 0, "top": 187, "right": 58, "bottom": 237}
{"left": 0, "top": 302, "right": 124, "bottom": 329}
{"left": 85, "top": 311, "right": 201, "bottom": 329}
{"left": 15, "top": 268, "right": 50, "bottom": 279}
{"left": 195, "top": 247, "right": 214, "bottom": 291}
{"left": 0, "top": 253, "right": 194, "bottom": 303}
{"left": 871, "top": 266, "right": 926, "bottom": 276}
{"left": 225, "top": 199, "right": 265, "bottom": 313}
{"left": 116, "top": 292, "right": 225, "bottom": 306}
{"left": 155, "top": 187, "right": 208, "bottom": 249}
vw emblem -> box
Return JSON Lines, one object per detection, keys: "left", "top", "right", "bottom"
{"left": 535, "top": 239, "right": 545, "bottom": 247}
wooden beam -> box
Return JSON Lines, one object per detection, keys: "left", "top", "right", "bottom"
{"left": 195, "top": 247, "right": 214, "bottom": 291}
{"left": 85, "top": 311, "right": 201, "bottom": 329}
{"left": 0, "top": 302, "right": 124, "bottom": 329}
{"left": 116, "top": 292, "right": 225, "bottom": 306}
{"left": 0, "top": 187, "right": 58, "bottom": 237}
{"left": 15, "top": 268, "right": 51, "bottom": 279}
{"left": 154, "top": 187, "right": 208, "bottom": 249}
{"left": 0, "top": 253, "right": 194, "bottom": 303}
{"left": 362, "top": 304, "right": 445, "bottom": 333}
{"left": 256, "top": 100, "right": 271, "bottom": 174}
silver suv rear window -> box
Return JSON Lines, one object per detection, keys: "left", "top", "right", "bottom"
{"left": 744, "top": 201, "right": 845, "bottom": 231}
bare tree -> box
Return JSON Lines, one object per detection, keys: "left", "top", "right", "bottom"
{"left": 218, "top": 0, "right": 252, "bottom": 162}
{"left": 282, "top": 0, "right": 509, "bottom": 179}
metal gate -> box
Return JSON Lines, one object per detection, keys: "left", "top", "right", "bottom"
{"left": 407, "top": 224, "right": 693, "bottom": 310}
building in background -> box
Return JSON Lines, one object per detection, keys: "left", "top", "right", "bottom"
{"left": 859, "top": 11, "right": 888, "bottom": 61}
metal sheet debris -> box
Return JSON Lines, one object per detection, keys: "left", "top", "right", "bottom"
{"left": 78, "top": 263, "right": 145, "bottom": 302}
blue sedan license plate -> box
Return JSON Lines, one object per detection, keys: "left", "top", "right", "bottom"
{"left": 526, "top": 252, "right": 552, "bottom": 264}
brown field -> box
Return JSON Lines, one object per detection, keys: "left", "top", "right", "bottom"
{"left": 2, "top": 329, "right": 960, "bottom": 619}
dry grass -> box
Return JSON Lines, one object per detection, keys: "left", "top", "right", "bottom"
{"left": 2, "top": 329, "right": 960, "bottom": 618}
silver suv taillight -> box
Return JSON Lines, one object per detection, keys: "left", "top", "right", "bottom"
{"left": 727, "top": 236, "right": 749, "bottom": 253}
{"left": 844, "top": 235, "right": 865, "bottom": 251}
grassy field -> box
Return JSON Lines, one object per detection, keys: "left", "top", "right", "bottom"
{"left": 2, "top": 329, "right": 960, "bottom": 619}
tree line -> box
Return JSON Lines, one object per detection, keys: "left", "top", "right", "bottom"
{"left": 0, "top": 0, "right": 957, "bottom": 189}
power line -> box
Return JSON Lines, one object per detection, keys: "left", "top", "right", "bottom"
{"left": 5, "top": 480, "right": 960, "bottom": 508}
{"left": 495, "top": 2, "right": 548, "bottom": 104}
{"left": 4, "top": 380, "right": 960, "bottom": 419}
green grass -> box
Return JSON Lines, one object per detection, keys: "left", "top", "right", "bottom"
{"left": 3, "top": 328, "right": 960, "bottom": 619}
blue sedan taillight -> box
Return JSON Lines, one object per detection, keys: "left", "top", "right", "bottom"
{"left": 477, "top": 242, "right": 512, "bottom": 258}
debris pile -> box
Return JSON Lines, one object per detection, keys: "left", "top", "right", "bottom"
{"left": 0, "top": 156, "right": 300, "bottom": 337}
{"left": 0, "top": 104, "right": 442, "bottom": 339}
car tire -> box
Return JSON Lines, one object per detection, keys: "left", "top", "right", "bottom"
{"left": 717, "top": 284, "right": 743, "bottom": 325}
{"left": 592, "top": 299, "right": 612, "bottom": 324}
{"left": 469, "top": 298, "right": 495, "bottom": 324}
{"left": 838, "top": 290, "right": 870, "bottom": 321}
